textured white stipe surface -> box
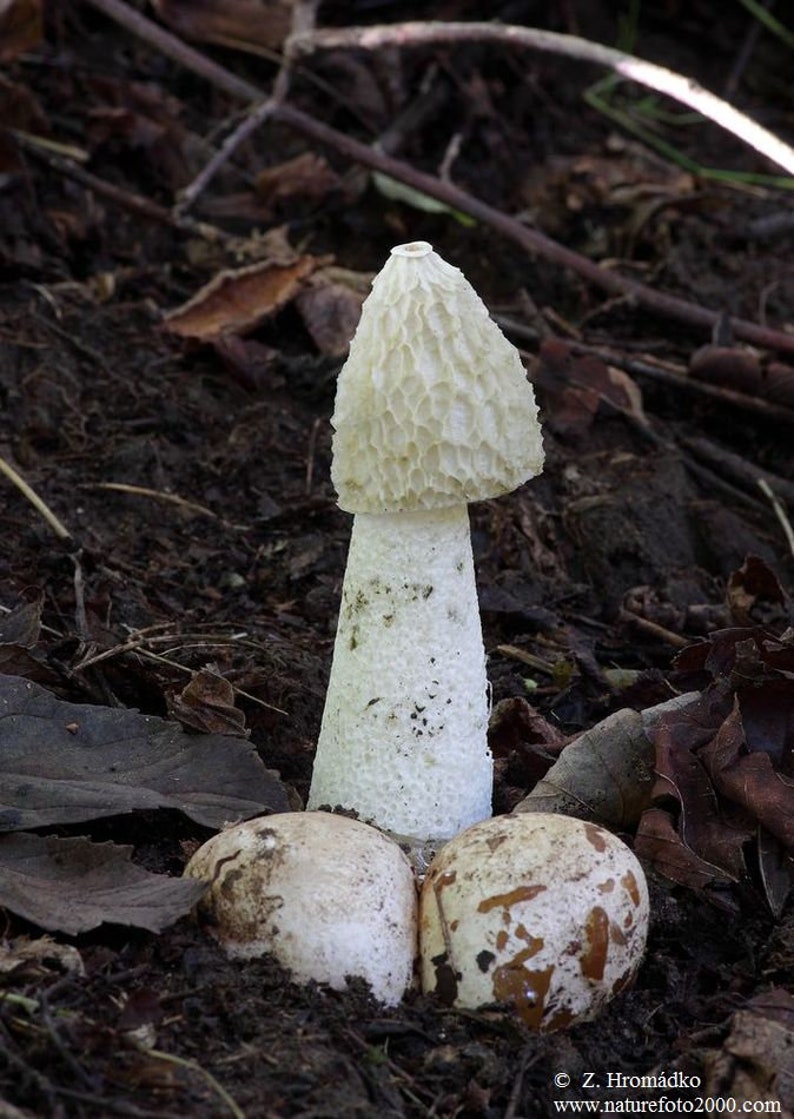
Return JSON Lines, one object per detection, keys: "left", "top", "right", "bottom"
{"left": 331, "top": 243, "right": 544, "bottom": 513}
{"left": 308, "top": 506, "right": 492, "bottom": 843}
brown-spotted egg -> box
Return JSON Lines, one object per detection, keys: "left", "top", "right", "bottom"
{"left": 419, "top": 813, "right": 648, "bottom": 1030}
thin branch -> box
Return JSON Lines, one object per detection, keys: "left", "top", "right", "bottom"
{"left": 175, "top": 97, "right": 281, "bottom": 216}
{"left": 81, "top": 0, "right": 794, "bottom": 355}
{"left": 289, "top": 21, "right": 794, "bottom": 177}
{"left": 758, "top": 478, "right": 794, "bottom": 559}
{"left": 175, "top": 0, "right": 320, "bottom": 213}
{"left": 619, "top": 607, "right": 690, "bottom": 648}
{"left": 0, "top": 456, "right": 72, "bottom": 540}
{"left": 80, "top": 482, "right": 250, "bottom": 531}
{"left": 495, "top": 314, "right": 794, "bottom": 426}
{"left": 15, "top": 131, "right": 231, "bottom": 242}
{"left": 682, "top": 434, "right": 794, "bottom": 506}
{"left": 272, "top": 102, "right": 794, "bottom": 355}
{"left": 85, "top": 0, "right": 260, "bottom": 102}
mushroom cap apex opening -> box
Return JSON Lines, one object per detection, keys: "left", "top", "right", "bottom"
{"left": 391, "top": 241, "right": 434, "bottom": 258}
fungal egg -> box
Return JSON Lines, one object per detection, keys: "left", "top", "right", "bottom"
{"left": 185, "top": 811, "right": 418, "bottom": 1007}
{"left": 419, "top": 813, "right": 649, "bottom": 1030}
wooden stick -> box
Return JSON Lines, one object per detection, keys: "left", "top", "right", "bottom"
{"left": 273, "top": 102, "right": 794, "bottom": 356}
{"left": 82, "top": 0, "right": 794, "bottom": 355}
{"left": 0, "top": 456, "right": 72, "bottom": 541}
{"left": 497, "top": 316, "right": 794, "bottom": 426}
{"left": 682, "top": 435, "right": 794, "bottom": 505}
{"left": 175, "top": 0, "right": 320, "bottom": 213}
{"left": 619, "top": 608, "right": 690, "bottom": 648}
{"left": 86, "top": 0, "right": 260, "bottom": 102}
{"left": 82, "top": 482, "right": 249, "bottom": 531}
{"left": 15, "top": 131, "right": 231, "bottom": 242}
{"left": 289, "top": 21, "right": 794, "bottom": 177}
{"left": 758, "top": 478, "right": 794, "bottom": 559}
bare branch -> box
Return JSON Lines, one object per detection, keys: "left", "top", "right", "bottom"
{"left": 290, "top": 21, "right": 794, "bottom": 177}
{"left": 81, "top": 0, "right": 794, "bottom": 354}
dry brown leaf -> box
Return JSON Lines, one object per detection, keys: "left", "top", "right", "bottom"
{"left": 152, "top": 0, "right": 293, "bottom": 55}
{"left": 163, "top": 255, "right": 317, "bottom": 340}
{"left": 700, "top": 990, "right": 794, "bottom": 1114}
{"left": 688, "top": 306, "right": 794, "bottom": 409}
{"left": 0, "top": 596, "right": 42, "bottom": 647}
{"left": 0, "top": 597, "right": 61, "bottom": 688}
{"left": 202, "top": 154, "right": 341, "bottom": 225}
{"left": 0, "top": 0, "right": 42, "bottom": 62}
{"left": 514, "top": 695, "right": 696, "bottom": 828}
{"left": 727, "top": 555, "right": 788, "bottom": 627}
{"left": 256, "top": 152, "right": 340, "bottom": 209}
{"left": 703, "top": 699, "right": 794, "bottom": 851}
{"left": 0, "top": 833, "right": 206, "bottom": 935}
{"left": 672, "top": 623, "right": 794, "bottom": 694}
{"left": 0, "top": 673, "right": 289, "bottom": 831}
{"left": 489, "top": 696, "right": 566, "bottom": 760}
{"left": 520, "top": 147, "right": 694, "bottom": 245}
{"left": 635, "top": 805, "right": 740, "bottom": 893}
{"left": 0, "top": 935, "right": 84, "bottom": 977}
{"left": 689, "top": 344, "right": 763, "bottom": 394}
{"left": 212, "top": 334, "right": 280, "bottom": 391}
{"left": 295, "top": 267, "right": 369, "bottom": 357}
{"left": 636, "top": 640, "right": 794, "bottom": 905}
{"left": 635, "top": 687, "right": 752, "bottom": 895}
{"left": 168, "top": 668, "right": 248, "bottom": 737}
{"left": 534, "top": 337, "right": 645, "bottom": 436}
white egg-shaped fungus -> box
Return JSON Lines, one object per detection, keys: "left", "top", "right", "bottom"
{"left": 419, "top": 813, "right": 649, "bottom": 1030}
{"left": 184, "top": 811, "right": 418, "bottom": 1007}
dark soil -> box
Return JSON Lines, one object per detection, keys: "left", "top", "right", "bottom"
{"left": 1, "top": 2, "right": 793, "bottom": 1116}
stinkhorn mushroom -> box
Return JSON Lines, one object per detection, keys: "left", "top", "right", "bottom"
{"left": 184, "top": 811, "right": 417, "bottom": 1007}
{"left": 419, "top": 813, "right": 649, "bottom": 1029}
{"left": 308, "top": 241, "right": 543, "bottom": 858}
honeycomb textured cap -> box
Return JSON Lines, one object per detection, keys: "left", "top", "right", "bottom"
{"left": 331, "top": 241, "right": 544, "bottom": 513}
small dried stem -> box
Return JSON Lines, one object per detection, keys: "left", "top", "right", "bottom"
{"left": 0, "top": 456, "right": 72, "bottom": 541}
{"left": 15, "top": 131, "right": 231, "bottom": 243}
{"left": 80, "top": 482, "right": 250, "bottom": 532}
{"left": 289, "top": 21, "right": 794, "bottom": 177}
{"left": 272, "top": 103, "right": 794, "bottom": 355}
{"left": 619, "top": 608, "right": 690, "bottom": 648}
{"left": 758, "top": 478, "right": 794, "bottom": 559}
{"left": 82, "top": 0, "right": 794, "bottom": 355}
{"left": 175, "top": 0, "right": 321, "bottom": 214}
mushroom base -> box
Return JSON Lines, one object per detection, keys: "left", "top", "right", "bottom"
{"left": 308, "top": 506, "right": 492, "bottom": 850}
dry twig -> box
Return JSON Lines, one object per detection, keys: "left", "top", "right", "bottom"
{"left": 496, "top": 314, "right": 794, "bottom": 427}
{"left": 81, "top": 482, "right": 250, "bottom": 532}
{"left": 758, "top": 478, "right": 794, "bottom": 559}
{"left": 682, "top": 435, "right": 794, "bottom": 506}
{"left": 175, "top": 0, "right": 320, "bottom": 213}
{"left": 81, "top": 0, "right": 794, "bottom": 355}
{"left": 0, "top": 456, "right": 72, "bottom": 541}
{"left": 289, "top": 21, "right": 794, "bottom": 177}
{"left": 14, "top": 131, "right": 231, "bottom": 243}
{"left": 619, "top": 608, "right": 690, "bottom": 648}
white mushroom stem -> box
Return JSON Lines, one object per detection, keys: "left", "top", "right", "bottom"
{"left": 308, "top": 240, "right": 543, "bottom": 862}
{"left": 308, "top": 505, "right": 491, "bottom": 851}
